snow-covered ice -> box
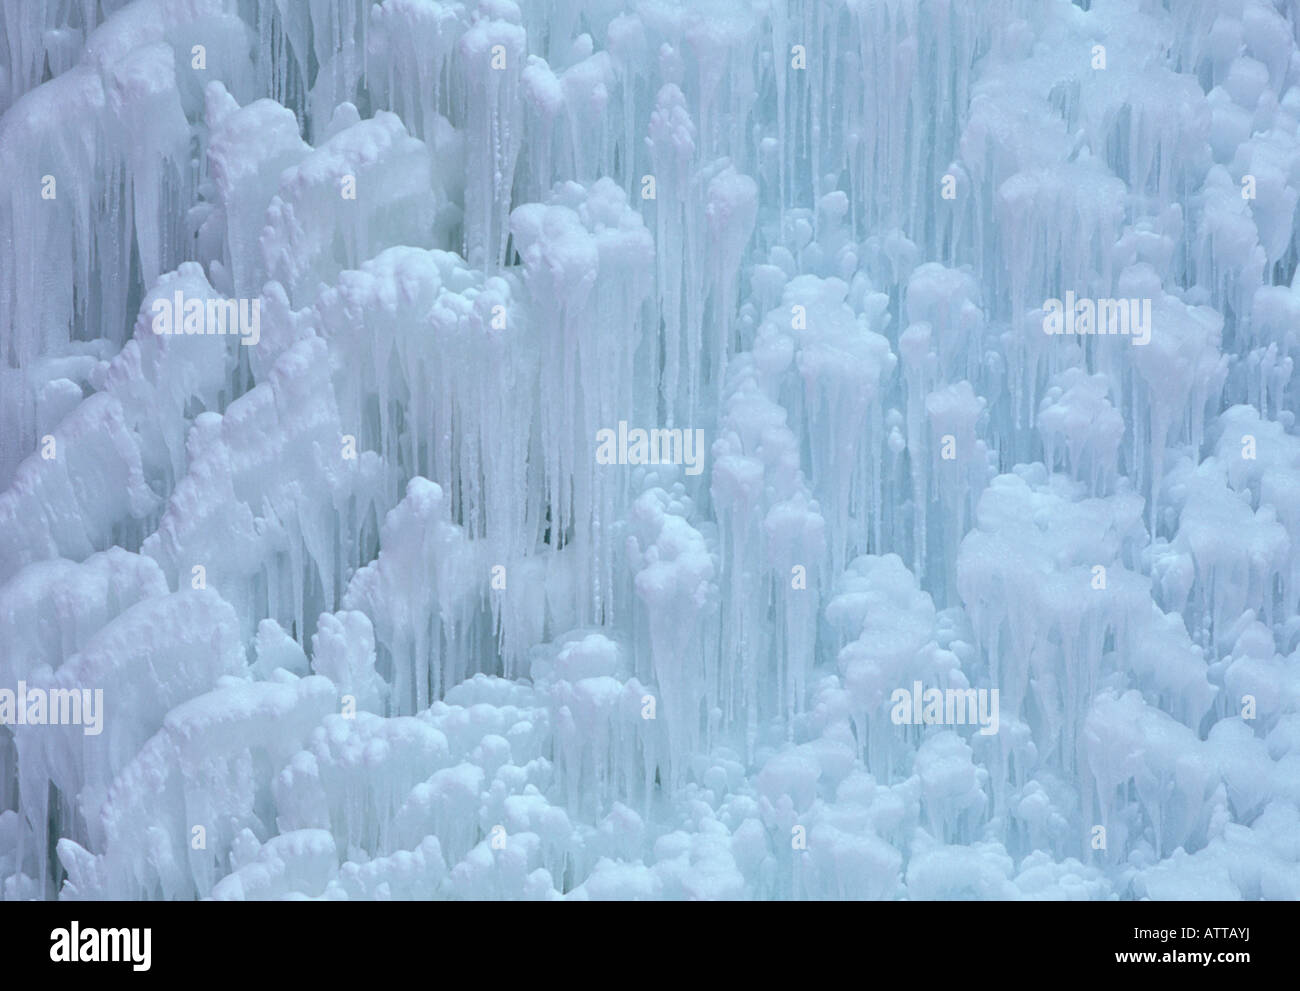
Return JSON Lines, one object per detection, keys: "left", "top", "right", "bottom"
{"left": 2, "top": 0, "right": 1300, "bottom": 901}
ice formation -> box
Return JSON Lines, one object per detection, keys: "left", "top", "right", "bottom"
{"left": 2, "top": 0, "right": 1300, "bottom": 901}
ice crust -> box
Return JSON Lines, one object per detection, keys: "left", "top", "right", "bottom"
{"left": 2, "top": 0, "right": 1300, "bottom": 900}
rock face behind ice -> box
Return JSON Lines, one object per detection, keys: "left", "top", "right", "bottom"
{"left": 1, "top": 0, "right": 1300, "bottom": 901}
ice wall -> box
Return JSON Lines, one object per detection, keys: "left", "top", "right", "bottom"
{"left": 2, "top": 0, "right": 1300, "bottom": 901}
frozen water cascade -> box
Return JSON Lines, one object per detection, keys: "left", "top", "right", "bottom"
{"left": 0, "top": 0, "right": 1299, "bottom": 903}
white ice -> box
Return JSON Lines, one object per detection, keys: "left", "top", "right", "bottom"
{"left": 2, "top": 0, "right": 1300, "bottom": 901}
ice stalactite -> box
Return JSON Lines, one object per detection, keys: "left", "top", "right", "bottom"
{"left": 0, "top": 393, "right": 157, "bottom": 585}
{"left": 1127, "top": 276, "right": 1228, "bottom": 533}
{"left": 519, "top": 53, "right": 563, "bottom": 201}
{"left": 315, "top": 245, "right": 541, "bottom": 673}
{"left": 274, "top": 711, "right": 454, "bottom": 863}
{"left": 997, "top": 164, "right": 1127, "bottom": 427}
{"left": 1037, "top": 368, "right": 1125, "bottom": 496}
{"left": 314, "top": 247, "right": 534, "bottom": 542}
{"left": 0, "top": 12, "right": 199, "bottom": 484}
{"left": 311, "top": 611, "right": 389, "bottom": 716}
{"left": 784, "top": 776, "right": 904, "bottom": 900}
{"left": 460, "top": 11, "right": 525, "bottom": 272}
{"left": 303, "top": 0, "right": 372, "bottom": 140}
{"left": 923, "top": 381, "right": 989, "bottom": 604}
{"left": 261, "top": 109, "right": 440, "bottom": 309}
{"left": 898, "top": 321, "right": 936, "bottom": 579}
{"left": 0, "top": 549, "right": 167, "bottom": 841}
{"left": 1129, "top": 606, "right": 1216, "bottom": 732}
{"left": 530, "top": 632, "right": 660, "bottom": 822}
{"left": 769, "top": 495, "right": 825, "bottom": 733}
{"left": 703, "top": 165, "right": 759, "bottom": 405}
{"left": 0, "top": 0, "right": 98, "bottom": 114}
{"left": 711, "top": 357, "right": 824, "bottom": 750}
{"left": 379, "top": 675, "right": 555, "bottom": 884}
{"left": 3, "top": 0, "right": 249, "bottom": 313}
{"left": 198, "top": 85, "right": 310, "bottom": 300}
{"left": 58, "top": 675, "right": 336, "bottom": 899}
{"left": 0, "top": 257, "right": 263, "bottom": 588}
{"left": 646, "top": 83, "right": 697, "bottom": 426}
{"left": 1083, "top": 690, "right": 1217, "bottom": 864}
{"left": 607, "top": 13, "right": 650, "bottom": 202}
{"left": 1249, "top": 276, "right": 1300, "bottom": 416}
{"left": 837, "top": 0, "right": 991, "bottom": 243}
{"left": 1222, "top": 617, "right": 1300, "bottom": 741}
{"left": 342, "top": 477, "right": 476, "bottom": 716}
{"left": 898, "top": 263, "right": 989, "bottom": 587}
{"left": 510, "top": 178, "right": 655, "bottom": 626}
{"left": 1167, "top": 457, "right": 1289, "bottom": 656}
{"left": 143, "top": 335, "right": 383, "bottom": 648}
{"left": 958, "top": 469, "right": 1153, "bottom": 786}
{"left": 368, "top": 0, "right": 467, "bottom": 146}
{"left": 558, "top": 46, "right": 615, "bottom": 186}
{"left": 251, "top": 0, "right": 310, "bottom": 114}
{"left": 753, "top": 275, "right": 894, "bottom": 578}
{"left": 626, "top": 486, "right": 717, "bottom": 789}
{"left": 916, "top": 731, "right": 989, "bottom": 845}
{"left": 1194, "top": 165, "right": 1268, "bottom": 340}
{"left": 1215, "top": 404, "right": 1300, "bottom": 618}
{"left": 679, "top": 2, "right": 759, "bottom": 172}
{"left": 1074, "top": 7, "right": 1211, "bottom": 208}
{"left": 1231, "top": 118, "right": 1300, "bottom": 280}
{"left": 14, "top": 588, "right": 246, "bottom": 895}
{"left": 905, "top": 263, "right": 986, "bottom": 389}
{"left": 828, "top": 553, "right": 965, "bottom": 781}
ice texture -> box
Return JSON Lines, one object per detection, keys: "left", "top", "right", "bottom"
{"left": 2, "top": 0, "right": 1300, "bottom": 901}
